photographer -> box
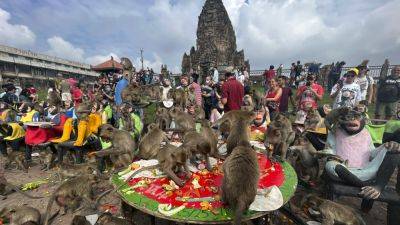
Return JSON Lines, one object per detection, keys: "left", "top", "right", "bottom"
{"left": 330, "top": 68, "right": 361, "bottom": 109}
{"left": 296, "top": 74, "right": 324, "bottom": 110}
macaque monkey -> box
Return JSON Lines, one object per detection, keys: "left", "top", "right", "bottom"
{"left": 241, "top": 95, "right": 254, "bottom": 112}
{"left": 71, "top": 215, "right": 91, "bottom": 225}
{"left": 4, "top": 151, "right": 28, "bottom": 173}
{"left": 226, "top": 112, "right": 255, "bottom": 155}
{"left": 57, "top": 162, "right": 97, "bottom": 181}
{"left": 301, "top": 194, "right": 366, "bottom": 225}
{"left": 155, "top": 107, "right": 171, "bottom": 131}
{"left": 120, "top": 144, "right": 190, "bottom": 187}
{"left": 168, "top": 107, "right": 195, "bottom": 132}
{"left": 43, "top": 175, "right": 101, "bottom": 225}
{"left": 39, "top": 149, "right": 56, "bottom": 171}
{"left": 138, "top": 123, "right": 168, "bottom": 160}
{"left": 214, "top": 110, "right": 255, "bottom": 137}
{"left": 0, "top": 174, "right": 43, "bottom": 199}
{"left": 251, "top": 90, "right": 265, "bottom": 110}
{"left": 168, "top": 89, "right": 187, "bottom": 110}
{"left": 222, "top": 140, "right": 259, "bottom": 225}
{"left": 287, "top": 133, "right": 320, "bottom": 182}
{"left": 304, "top": 108, "right": 324, "bottom": 131}
{"left": 0, "top": 205, "right": 41, "bottom": 225}
{"left": 264, "top": 114, "right": 295, "bottom": 160}
{"left": 92, "top": 124, "right": 136, "bottom": 169}
{"left": 95, "top": 212, "right": 133, "bottom": 225}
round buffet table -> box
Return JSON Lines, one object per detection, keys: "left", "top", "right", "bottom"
{"left": 111, "top": 147, "right": 297, "bottom": 224}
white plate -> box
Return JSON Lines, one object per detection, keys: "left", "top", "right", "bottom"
{"left": 249, "top": 186, "right": 284, "bottom": 211}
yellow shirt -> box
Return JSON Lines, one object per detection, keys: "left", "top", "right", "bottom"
{"left": 20, "top": 110, "right": 38, "bottom": 123}
{"left": 0, "top": 110, "right": 10, "bottom": 122}
{"left": 4, "top": 123, "right": 25, "bottom": 141}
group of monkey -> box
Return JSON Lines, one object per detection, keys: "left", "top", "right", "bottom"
{"left": 0, "top": 83, "right": 369, "bottom": 225}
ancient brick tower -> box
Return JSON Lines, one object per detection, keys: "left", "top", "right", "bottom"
{"left": 182, "top": 0, "right": 249, "bottom": 77}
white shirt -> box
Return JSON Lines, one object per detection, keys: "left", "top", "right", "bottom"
{"left": 213, "top": 69, "right": 219, "bottom": 83}
{"left": 331, "top": 82, "right": 362, "bottom": 109}
{"left": 356, "top": 75, "right": 372, "bottom": 101}
{"left": 238, "top": 74, "right": 245, "bottom": 85}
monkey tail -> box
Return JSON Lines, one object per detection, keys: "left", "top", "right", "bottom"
{"left": 234, "top": 200, "right": 246, "bottom": 225}
{"left": 6, "top": 182, "right": 44, "bottom": 199}
{"left": 94, "top": 188, "right": 113, "bottom": 208}
{"left": 43, "top": 194, "right": 57, "bottom": 225}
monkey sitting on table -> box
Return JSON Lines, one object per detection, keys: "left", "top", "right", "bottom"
{"left": 322, "top": 106, "right": 400, "bottom": 211}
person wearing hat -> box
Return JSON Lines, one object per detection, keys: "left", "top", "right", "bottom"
{"left": 330, "top": 68, "right": 362, "bottom": 109}
{"left": 356, "top": 65, "right": 374, "bottom": 106}
{"left": 296, "top": 74, "right": 324, "bottom": 111}
{"left": 2, "top": 84, "right": 18, "bottom": 106}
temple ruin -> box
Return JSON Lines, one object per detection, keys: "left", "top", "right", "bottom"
{"left": 181, "top": 0, "right": 249, "bottom": 77}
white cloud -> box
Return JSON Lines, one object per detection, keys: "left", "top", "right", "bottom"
{"left": 0, "top": 8, "right": 35, "bottom": 47}
{"left": 86, "top": 53, "right": 120, "bottom": 66}
{"left": 133, "top": 53, "right": 164, "bottom": 73}
{"left": 46, "top": 36, "right": 85, "bottom": 62}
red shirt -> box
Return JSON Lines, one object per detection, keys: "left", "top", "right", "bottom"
{"left": 222, "top": 77, "right": 244, "bottom": 112}
{"left": 72, "top": 87, "right": 83, "bottom": 106}
{"left": 264, "top": 69, "right": 276, "bottom": 82}
{"left": 266, "top": 89, "right": 281, "bottom": 112}
{"left": 297, "top": 83, "right": 324, "bottom": 109}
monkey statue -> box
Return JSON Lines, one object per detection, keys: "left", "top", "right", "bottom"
{"left": 322, "top": 106, "right": 400, "bottom": 211}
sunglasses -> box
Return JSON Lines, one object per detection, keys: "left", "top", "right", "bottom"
{"left": 345, "top": 74, "right": 356, "bottom": 78}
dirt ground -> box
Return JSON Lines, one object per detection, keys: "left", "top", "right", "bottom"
{"left": 1, "top": 156, "right": 394, "bottom": 225}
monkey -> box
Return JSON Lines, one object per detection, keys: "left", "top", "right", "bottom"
{"left": 21, "top": 222, "right": 38, "bottom": 225}
{"left": 56, "top": 161, "right": 97, "bottom": 181}
{"left": 287, "top": 133, "right": 320, "bottom": 182}
{"left": 213, "top": 110, "right": 255, "bottom": 140}
{"left": 3, "top": 151, "right": 28, "bottom": 173}
{"left": 168, "top": 88, "right": 187, "bottom": 110}
{"left": 95, "top": 212, "right": 134, "bottom": 225}
{"left": 121, "top": 84, "right": 142, "bottom": 104}
{"left": 301, "top": 194, "right": 366, "bottom": 225}
{"left": 0, "top": 175, "right": 44, "bottom": 199}
{"left": 0, "top": 206, "right": 41, "bottom": 225}
{"left": 91, "top": 124, "right": 136, "bottom": 169}
{"left": 137, "top": 123, "right": 168, "bottom": 160}
{"left": 168, "top": 107, "right": 196, "bottom": 132}
{"left": 304, "top": 108, "right": 325, "bottom": 131}
{"left": 181, "top": 130, "right": 213, "bottom": 171}
{"left": 194, "top": 105, "right": 206, "bottom": 121}
{"left": 225, "top": 112, "right": 255, "bottom": 155}
{"left": 221, "top": 140, "right": 259, "bottom": 225}
{"left": 71, "top": 215, "right": 92, "bottom": 225}
{"left": 251, "top": 89, "right": 265, "bottom": 110}
{"left": 155, "top": 107, "right": 171, "bottom": 131}
{"left": 43, "top": 174, "right": 102, "bottom": 225}
{"left": 198, "top": 119, "right": 220, "bottom": 158}
{"left": 241, "top": 94, "right": 254, "bottom": 112}
{"left": 119, "top": 144, "right": 191, "bottom": 187}
{"left": 264, "top": 114, "right": 295, "bottom": 161}
{"left": 39, "top": 149, "right": 56, "bottom": 171}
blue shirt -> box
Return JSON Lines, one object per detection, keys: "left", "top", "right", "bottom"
{"left": 115, "top": 78, "right": 129, "bottom": 105}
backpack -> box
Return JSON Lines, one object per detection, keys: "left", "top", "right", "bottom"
{"left": 377, "top": 77, "right": 400, "bottom": 102}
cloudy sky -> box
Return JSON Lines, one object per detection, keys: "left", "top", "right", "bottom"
{"left": 0, "top": 0, "right": 399, "bottom": 73}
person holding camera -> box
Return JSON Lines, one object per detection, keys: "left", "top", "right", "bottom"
{"left": 330, "top": 68, "right": 362, "bottom": 109}
{"left": 296, "top": 74, "right": 324, "bottom": 111}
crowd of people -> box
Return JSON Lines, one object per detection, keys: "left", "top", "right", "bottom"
{"left": 0, "top": 58, "right": 399, "bottom": 224}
